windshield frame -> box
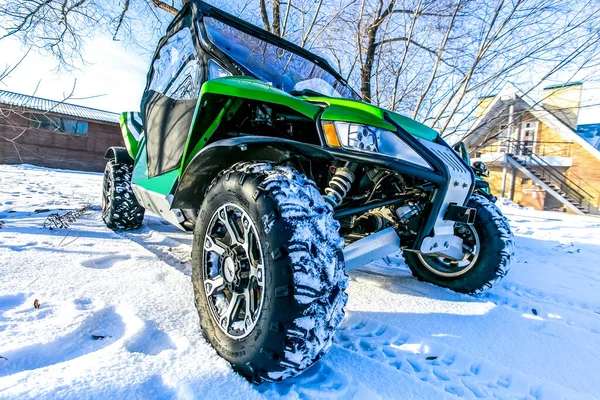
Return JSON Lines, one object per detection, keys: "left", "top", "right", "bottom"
{"left": 192, "top": 1, "right": 361, "bottom": 100}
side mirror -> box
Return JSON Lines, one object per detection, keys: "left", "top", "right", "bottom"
{"left": 472, "top": 161, "right": 489, "bottom": 177}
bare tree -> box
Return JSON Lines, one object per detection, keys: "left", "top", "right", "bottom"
{"left": 318, "top": 0, "right": 600, "bottom": 139}
{"left": 254, "top": 0, "right": 329, "bottom": 46}
{"left": 2, "top": 0, "right": 598, "bottom": 142}
{"left": 0, "top": 0, "right": 180, "bottom": 67}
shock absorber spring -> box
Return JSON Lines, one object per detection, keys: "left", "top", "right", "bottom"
{"left": 324, "top": 163, "right": 356, "bottom": 207}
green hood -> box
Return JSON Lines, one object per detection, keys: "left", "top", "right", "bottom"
{"left": 306, "top": 96, "right": 438, "bottom": 142}
{"left": 198, "top": 77, "right": 439, "bottom": 142}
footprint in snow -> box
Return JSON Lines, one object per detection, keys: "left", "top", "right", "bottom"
{"left": 7, "top": 242, "right": 38, "bottom": 252}
{"left": 124, "top": 320, "right": 176, "bottom": 356}
{"left": 0, "top": 306, "right": 125, "bottom": 377}
{"left": 80, "top": 254, "right": 131, "bottom": 269}
{"left": 73, "top": 298, "right": 94, "bottom": 310}
{"left": 0, "top": 293, "right": 28, "bottom": 312}
{"left": 0, "top": 293, "right": 29, "bottom": 322}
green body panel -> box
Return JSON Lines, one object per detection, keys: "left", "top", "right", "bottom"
{"left": 129, "top": 76, "right": 442, "bottom": 199}
{"left": 177, "top": 77, "right": 439, "bottom": 172}
{"left": 132, "top": 140, "right": 178, "bottom": 195}
{"left": 131, "top": 145, "right": 147, "bottom": 184}
{"left": 201, "top": 77, "right": 322, "bottom": 118}
{"left": 386, "top": 112, "right": 438, "bottom": 142}
{"left": 120, "top": 112, "right": 178, "bottom": 195}
{"left": 179, "top": 77, "right": 323, "bottom": 172}
{"left": 320, "top": 104, "right": 396, "bottom": 131}
{"left": 307, "top": 96, "right": 438, "bottom": 141}
{"left": 138, "top": 170, "right": 179, "bottom": 195}
{"left": 119, "top": 112, "right": 143, "bottom": 158}
{"left": 181, "top": 103, "right": 230, "bottom": 172}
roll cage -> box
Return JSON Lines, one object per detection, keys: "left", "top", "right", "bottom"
{"left": 143, "top": 0, "right": 358, "bottom": 101}
{"left": 133, "top": 0, "right": 476, "bottom": 261}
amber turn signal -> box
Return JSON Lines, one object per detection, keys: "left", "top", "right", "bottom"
{"left": 322, "top": 122, "right": 341, "bottom": 147}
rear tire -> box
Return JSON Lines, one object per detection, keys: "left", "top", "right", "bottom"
{"left": 101, "top": 160, "right": 144, "bottom": 230}
{"left": 191, "top": 162, "right": 348, "bottom": 383}
{"left": 404, "top": 194, "right": 514, "bottom": 294}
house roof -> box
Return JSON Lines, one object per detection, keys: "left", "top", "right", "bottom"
{"left": 0, "top": 90, "right": 119, "bottom": 124}
{"left": 467, "top": 82, "right": 600, "bottom": 161}
{"left": 543, "top": 81, "right": 583, "bottom": 90}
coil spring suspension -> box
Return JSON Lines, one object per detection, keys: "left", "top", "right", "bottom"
{"left": 324, "top": 166, "right": 355, "bottom": 207}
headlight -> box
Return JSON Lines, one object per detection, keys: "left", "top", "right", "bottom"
{"left": 322, "top": 121, "right": 431, "bottom": 169}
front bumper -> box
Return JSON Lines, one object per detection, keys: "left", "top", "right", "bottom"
{"left": 416, "top": 138, "right": 474, "bottom": 259}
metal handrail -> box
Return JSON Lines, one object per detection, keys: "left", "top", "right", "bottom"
{"left": 475, "top": 140, "right": 573, "bottom": 156}
{"left": 508, "top": 141, "right": 592, "bottom": 197}
{"left": 506, "top": 140, "right": 599, "bottom": 214}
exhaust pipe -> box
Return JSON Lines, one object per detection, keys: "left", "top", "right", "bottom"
{"left": 343, "top": 227, "right": 401, "bottom": 273}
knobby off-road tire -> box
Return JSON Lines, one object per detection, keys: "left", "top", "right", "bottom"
{"left": 101, "top": 160, "right": 144, "bottom": 230}
{"left": 191, "top": 162, "right": 348, "bottom": 384}
{"left": 404, "top": 194, "right": 514, "bottom": 294}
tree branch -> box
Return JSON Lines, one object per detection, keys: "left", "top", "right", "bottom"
{"left": 151, "top": 0, "right": 178, "bottom": 16}
{"left": 113, "top": 0, "right": 130, "bottom": 40}
{"left": 374, "top": 37, "right": 438, "bottom": 57}
{"left": 259, "top": 0, "right": 271, "bottom": 33}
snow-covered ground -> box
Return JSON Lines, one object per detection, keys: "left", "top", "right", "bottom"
{"left": 1, "top": 164, "right": 599, "bottom": 399}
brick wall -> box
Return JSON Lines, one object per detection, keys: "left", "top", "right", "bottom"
{"left": 0, "top": 106, "right": 123, "bottom": 172}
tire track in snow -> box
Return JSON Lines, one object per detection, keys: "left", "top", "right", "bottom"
{"left": 261, "top": 356, "right": 384, "bottom": 399}
{"left": 117, "top": 226, "right": 192, "bottom": 276}
{"left": 335, "top": 313, "right": 589, "bottom": 399}
{"left": 115, "top": 221, "right": 598, "bottom": 396}
{"left": 480, "top": 288, "right": 600, "bottom": 336}
{"left": 492, "top": 283, "right": 598, "bottom": 313}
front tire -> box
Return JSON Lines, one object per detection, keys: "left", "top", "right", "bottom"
{"left": 101, "top": 160, "right": 144, "bottom": 230}
{"left": 404, "top": 194, "right": 514, "bottom": 294}
{"left": 191, "top": 162, "right": 348, "bottom": 384}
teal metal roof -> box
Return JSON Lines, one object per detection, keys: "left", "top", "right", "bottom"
{"left": 0, "top": 90, "right": 119, "bottom": 123}
{"left": 543, "top": 82, "right": 583, "bottom": 90}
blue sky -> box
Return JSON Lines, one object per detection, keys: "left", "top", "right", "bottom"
{"left": 1, "top": 32, "right": 599, "bottom": 126}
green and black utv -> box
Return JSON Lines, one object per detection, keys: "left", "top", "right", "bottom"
{"left": 101, "top": 0, "right": 514, "bottom": 384}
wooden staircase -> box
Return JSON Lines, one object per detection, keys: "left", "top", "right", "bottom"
{"left": 507, "top": 155, "right": 591, "bottom": 214}
{"left": 501, "top": 139, "right": 599, "bottom": 215}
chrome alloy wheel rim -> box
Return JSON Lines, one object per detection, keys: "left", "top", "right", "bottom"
{"left": 203, "top": 203, "right": 265, "bottom": 339}
{"left": 417, "top": 224, "right": 481, "bottom": 278}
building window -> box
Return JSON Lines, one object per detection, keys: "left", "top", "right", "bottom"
{"left": 30, "top": 113, "right": 88, "bottom": 135}
{"left": 520, "top": 121, "right": 538, "bottom": 155}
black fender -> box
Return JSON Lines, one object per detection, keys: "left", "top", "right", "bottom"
{"left": 171, "top": 136, "right": 334, "bottom": 210}
{"left": 172, "top": 136, "right": 447, "bottom": 210}
{"left": 474, "top": 180, "right": 498, "bottom": 203}
{"left": 104, "top": 147, "right": 134, "bottom": 165}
